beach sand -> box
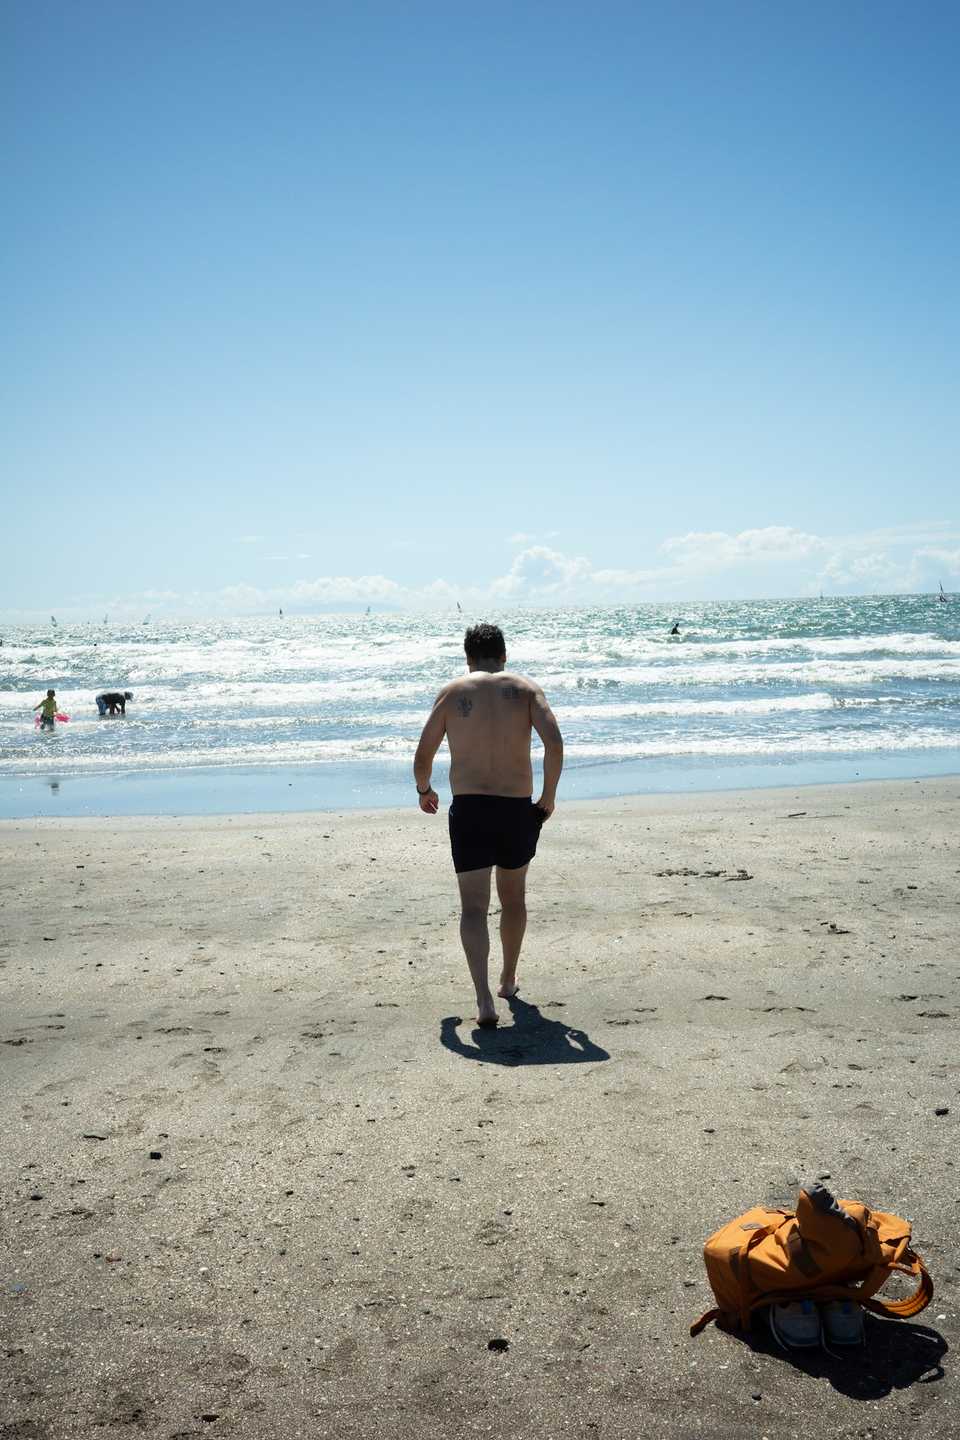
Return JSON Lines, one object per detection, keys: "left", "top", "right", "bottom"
{"left": 1, "top": 778, "right": 957, "bottom": 1439}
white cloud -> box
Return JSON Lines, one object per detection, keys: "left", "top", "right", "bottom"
{"left": 916, "top": 546, "right": 960, "bottom": 577}
{"left": 6, "top": 520, "right": 958, "bottom": 623}
{"left": 661, "top": 526, "right": 827, "bottom": 573}
{"left": 487, "top": 522, "right": 960, "bottom": 603}
{"left": 491, "top": 545, "right": 593, "bottom": 597}
{"left": 289, "top": 574, "right": 405, "bottom": 604}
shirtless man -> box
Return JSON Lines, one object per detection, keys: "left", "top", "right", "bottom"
{"left": 413, "top": 623, "right": 563, "bottom": 1026}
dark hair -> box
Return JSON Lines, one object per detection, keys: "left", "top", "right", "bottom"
{"left": 464, "top": 622, "right": 506, "bottom": 661}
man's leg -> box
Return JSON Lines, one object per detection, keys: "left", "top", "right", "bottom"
{"left": 495, "top": 863, "right": 528, "bottom": 997}
{"left": 456, "top": 867, "right": 496, "bottom": 1025}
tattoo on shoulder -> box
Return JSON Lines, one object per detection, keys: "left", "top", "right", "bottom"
{"left": 456, "top": 695, "right": 473, "bottom": 717}
{"left": 502, "top": 685, "right": 524, "bottom": 701}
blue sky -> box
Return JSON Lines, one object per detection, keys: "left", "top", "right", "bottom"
{"left": 4, "top": 1, "right": 958, "bottom": 618}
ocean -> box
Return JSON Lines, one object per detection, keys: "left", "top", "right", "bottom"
{"left": 1, "top": 596, "right": 958, "bottom": 817}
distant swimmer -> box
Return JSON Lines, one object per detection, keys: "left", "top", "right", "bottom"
{"left": 34, "top": 689, "right": 58, "bottom": 732}
{"left": 96, "top": 690, "right": 133, "bottom": 717}
{"left": 669, "top": 621, "right": 681, "bottom": 636}
{"left": 414, "top": 622, "right": 563, "bottom": 1028}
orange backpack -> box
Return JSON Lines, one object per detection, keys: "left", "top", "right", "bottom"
{"left": 690, "top": 1185, "right": 933, "bottom": 1336}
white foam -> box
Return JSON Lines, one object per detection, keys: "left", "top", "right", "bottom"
{"left": 2, "top": 605, "right": 958, "bottom": 785}
{"left": 556, "top": 693, "right": 840, "bottom": 720}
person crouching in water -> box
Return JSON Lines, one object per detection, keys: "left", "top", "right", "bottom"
{"left": 96, "top": 690, "right": 133, "bottom": 717}
{"left": 34, "top": 689, "right": 58, "bottom": 731}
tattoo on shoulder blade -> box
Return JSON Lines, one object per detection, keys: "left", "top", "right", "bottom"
{"left": 502, "top": 685, "right": 523, "bottom": 701}
{"left": 456, "top": 695, "right": 473, "bottom": 717}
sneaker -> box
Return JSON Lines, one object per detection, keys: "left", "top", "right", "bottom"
{"left": 821, "top": 1299, "right": 865, "bottom": 1347}
{"left": 769, "top": 1299, "right": 821, "bottom": 1349}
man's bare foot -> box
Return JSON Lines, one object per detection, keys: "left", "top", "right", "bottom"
{"left": 498, "top": 979, "right": 519, "bottom": 999}
{"left": 475, "top": 990, "right": 498, "bottom": 1027}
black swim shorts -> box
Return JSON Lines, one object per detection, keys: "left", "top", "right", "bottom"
{"left": 448, "top": 794, "right": 545, "bottom": 874}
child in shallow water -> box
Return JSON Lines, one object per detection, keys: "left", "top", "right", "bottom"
{"left": 34, "top": 689, "right": 57, "bottom": 731}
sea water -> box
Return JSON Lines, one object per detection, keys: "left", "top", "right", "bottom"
{"left": 1, "top": 596, "right": 958, "bottom": 817}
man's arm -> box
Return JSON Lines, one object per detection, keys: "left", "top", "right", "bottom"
{"left": 413, "top": 688, "right": 449, "bottom": 814}
{"left": 530, "top": 687, "right": 563, "bottom": 818}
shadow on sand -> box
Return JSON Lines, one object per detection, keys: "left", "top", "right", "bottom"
{"left": 440, "top": 995, "right": 610, "bottom": 1066}
{"left": 736, "top": 1313, "right": 947, "bottom": 1399}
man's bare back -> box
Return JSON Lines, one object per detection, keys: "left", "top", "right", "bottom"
{"left": 438, "top": 671, "right": 551, "bottom": 797}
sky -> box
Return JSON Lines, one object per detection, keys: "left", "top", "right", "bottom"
{"left": 3, "top": 0, "right": 959, "bottom": 619}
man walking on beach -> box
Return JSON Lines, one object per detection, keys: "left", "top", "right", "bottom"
{"left": 414, "top": 623, "right": 563, "bottom": 1026}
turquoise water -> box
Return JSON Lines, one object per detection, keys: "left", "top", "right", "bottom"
{"left": 1, "top": 596, "right": 958, "bottom": 816}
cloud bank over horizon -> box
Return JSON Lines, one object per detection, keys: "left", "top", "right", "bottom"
{"left": 3, "top": 523, "right": 958, "bottom": 624}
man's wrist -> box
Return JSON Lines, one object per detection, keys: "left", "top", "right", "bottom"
{"left": 416, "top": 782, "right": 434, "bottom": 795}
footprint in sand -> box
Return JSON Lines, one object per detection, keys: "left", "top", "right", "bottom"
{"left": 475, "top": 1218, "right": 511, "bottom": 1246}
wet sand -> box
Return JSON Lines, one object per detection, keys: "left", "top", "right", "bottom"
{"left": 1, "top": 777, "right": 957, "bottom": 1438}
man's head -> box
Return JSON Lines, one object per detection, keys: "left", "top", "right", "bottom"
{"left": 464, "top": 622, "right": 506, "bottom": 670}
{"left": 47, "top": 689, "right": 55, "bottom": 697}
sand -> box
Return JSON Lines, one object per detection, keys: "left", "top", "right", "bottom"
{"left": 1, "top": 777, "right": 957, "bottom": 1439}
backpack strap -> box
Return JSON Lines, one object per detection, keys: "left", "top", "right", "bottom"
{"left": 859, "top": 1253, "right": 933, "bottom": 1320}
{"left": 735, "top": 1219, "right": 782, "bottom": 1327}
{"left": 689, "top": 1308, "right": 721, "bottom": 1337}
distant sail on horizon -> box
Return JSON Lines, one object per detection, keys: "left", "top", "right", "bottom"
{"left": 50, "top": 615, "right": 57, "bottom": 625}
